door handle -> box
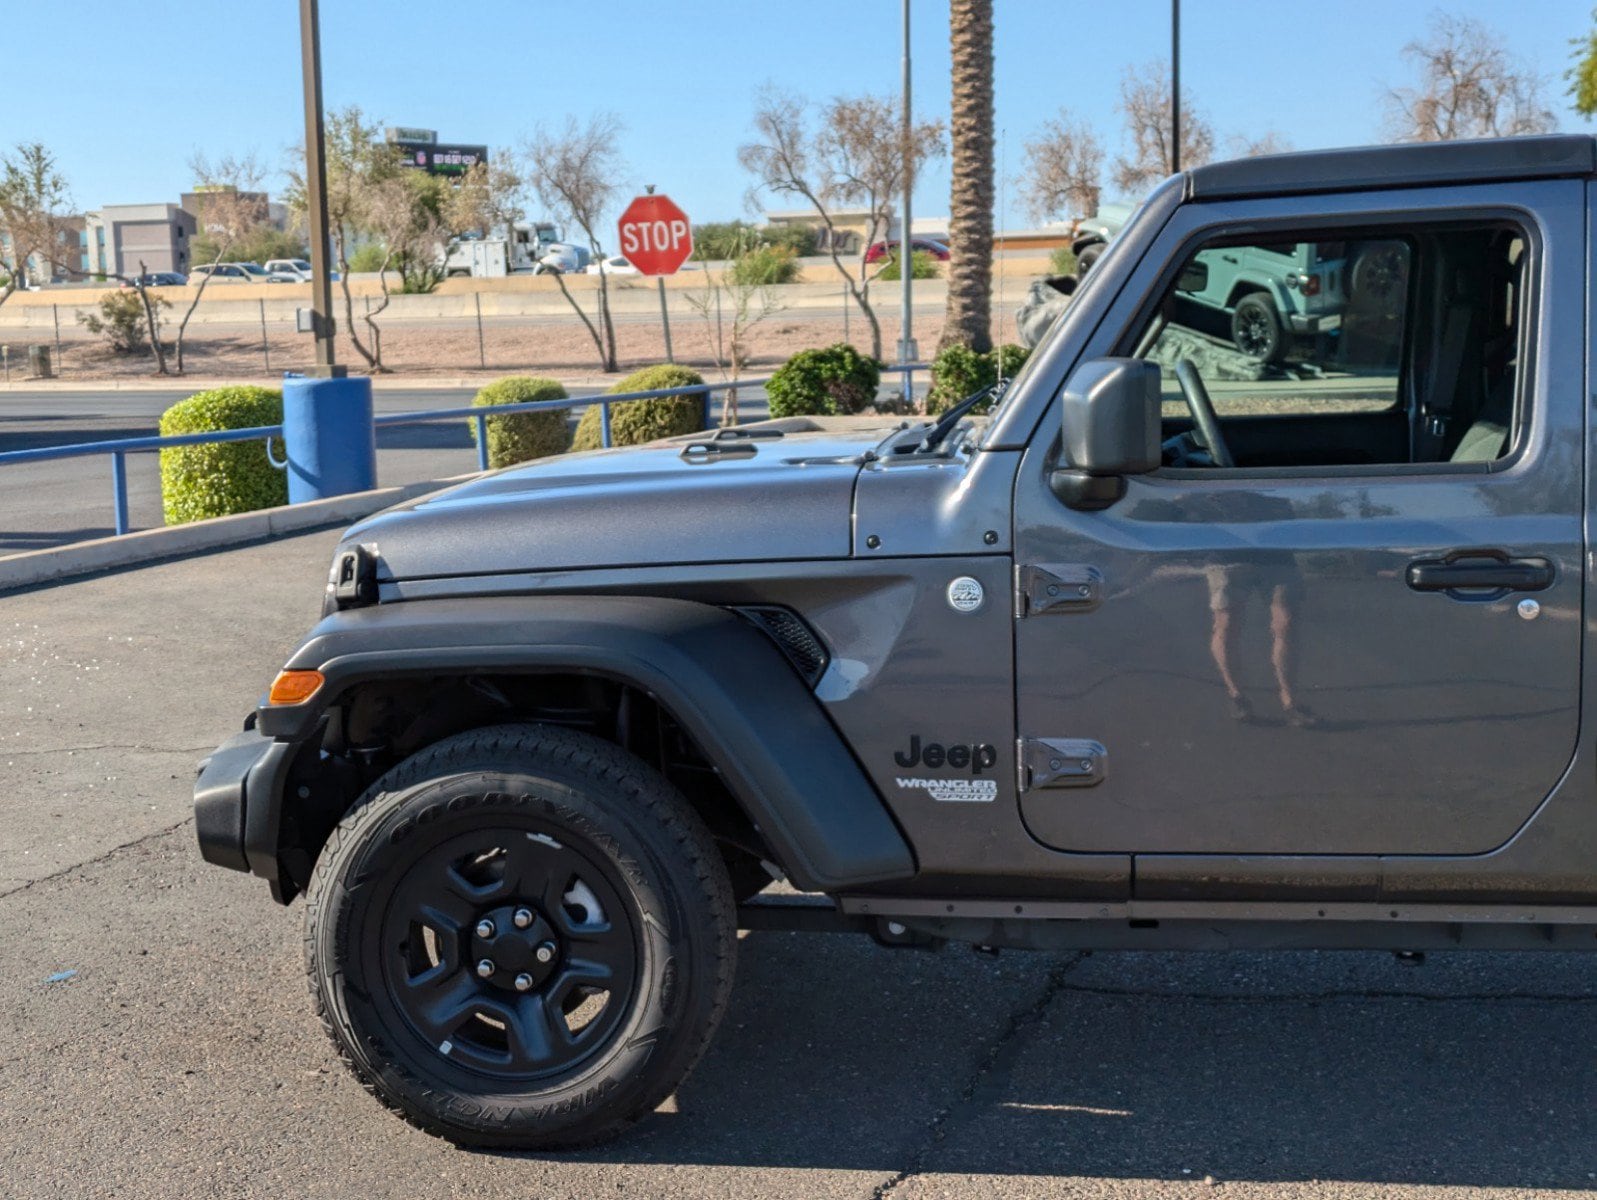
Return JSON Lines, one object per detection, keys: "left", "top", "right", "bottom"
{"left": 1406, "top": 552, "right": 1553, "bottom": 595}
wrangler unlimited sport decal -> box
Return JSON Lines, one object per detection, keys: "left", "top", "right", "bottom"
{"left": 893, "top": 736, "right": 1000, "bottom": 802}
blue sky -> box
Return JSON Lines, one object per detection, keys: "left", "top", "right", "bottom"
{"left": 10, "top": 1, "right": 1591, "bottom": 232}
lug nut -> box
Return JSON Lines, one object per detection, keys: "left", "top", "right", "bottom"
{"left": 475, "top": 958, "right": 496, "bottom": 979}
{"left": 513, "top": 908, "right": 533, "bottom": 929}
{"left": 534, "top": 942, "right": 556, "bottom": 964}
{"left": 514, "top": 973, "right": 534, "bottom": 992}
{"left": 475, "top": 919, "right": 495, "bottom": 939}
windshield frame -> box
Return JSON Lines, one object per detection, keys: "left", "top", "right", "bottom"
{"left": 979, "top": 173, "right": 1187, "bottom": 451}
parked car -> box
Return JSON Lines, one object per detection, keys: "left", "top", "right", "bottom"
{"left": 198, "top": 133, "right": 1582, "bottom": 1153}
{"left": 264, "top": 258, "right": 314, "bottom": 283}
{"left": 119, "top": 271, "right": 187, "bottom": 288}
{"left": 1167, "top": 238, "right": 1409, "bottom": 364}
{"left": 1070, "top": 202, "right": 1134, "bottom": 278}
{"left": 864, "top": 237, "right": 950, "bottom": 264}
{"left": 191, "top": 262, "right": 270, "bottom": 285}
{"left": 586, "top": 254, "right": 639, "bottom": 276}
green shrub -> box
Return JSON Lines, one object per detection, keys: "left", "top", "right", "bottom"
{"left": 924, "top": 342, "right": 1032, "bottom": 415}
{"left": 79, "top": 289, "right": 167, "bottom": 353}
{"left": 763, "top": 223, "right": 818, "bottom": 257}
{"left": 692, "top": 220, "right": 759, "bottom": 261}
{"left": 469, "top": 376, "right": 570, "bottom": 467}
{"left": 1048, "top": 245, "right": 1078, "bottom": 276}
{"left": 693, "top": 221, "right": 818, "bottom": 261}
{"left": 346, "top": 242, "right": 388, "bottom": 273}
{"left": 573, "top": 364, "right": 707, "bottom": 450}
{"left": 158, "top": 386, "right": 285, "bottom": 525}
{"left": 728, "top": 244, "right": 798, "bottom": 286}
{"left": 993, "top": 342, "right": 1030, "bottom": 382}
{"left": 766, "top": 344, "right": 882, "bottom": 417}
{"left": 877, "top": 249, "right": 939, "bottom": 281}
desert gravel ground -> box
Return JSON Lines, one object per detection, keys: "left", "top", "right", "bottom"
{"left": 3, "top": 530, "right": 1597, "bottom": 1199}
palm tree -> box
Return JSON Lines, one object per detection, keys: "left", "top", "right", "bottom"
{"left": 940, "top": 0, "right": 994, "bottom": 354}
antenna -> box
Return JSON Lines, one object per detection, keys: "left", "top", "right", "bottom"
{"left": 997, "top": 125, "right": 1007, "bottom": 372}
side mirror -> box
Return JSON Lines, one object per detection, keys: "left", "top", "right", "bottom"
{"left": 1050, "top": 358, "right": 1162, "bottom": 511}
{"left": 1177, "top": 258, "right": 1209, "bottom": 293}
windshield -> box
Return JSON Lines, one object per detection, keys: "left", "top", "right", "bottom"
{"left": 241, "top": 263, "right": 268, "bottom": 275}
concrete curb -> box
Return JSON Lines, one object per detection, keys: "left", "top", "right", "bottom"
{"left": 0, "top": 474, "right": 469, "bottom": 594}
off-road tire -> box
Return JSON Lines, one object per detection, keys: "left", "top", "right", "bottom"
{"left": 1075, "top": 241, "right": 1105, "bottom": 278}
{"left": 303, "top": 723, "right": 736, "bottom": 1149}
{"left": 1231, "top": 292, "right": 1285, "bottom": 363}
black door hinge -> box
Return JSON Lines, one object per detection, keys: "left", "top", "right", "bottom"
{"left": 1019, "top": 737, "right": 1108, "bottom": 790}
{"left": 1015, "top": 564, "right": 1103, "bottom": 616}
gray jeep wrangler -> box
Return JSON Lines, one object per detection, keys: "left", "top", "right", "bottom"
{"left": 196, "top": 135, "right": 1592, "bottom": 1149}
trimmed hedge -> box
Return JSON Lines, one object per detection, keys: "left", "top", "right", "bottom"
{"left": 158, "top": 386, "right": 285, "bottom": 525}
{"left": 924, "top": 342, "right": 1031, "bottom": 415}
{"left": 766, "top": 344, "right": 881, "bottom": 418}
{"left": 572, "top": 364, "right": 707, "bottom": 450}
{"left": 469, "top": 376, "right": 571, "bottom": 468}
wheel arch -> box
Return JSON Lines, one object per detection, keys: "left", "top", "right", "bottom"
{"left": 1223, "top": 277, "right": 1280, "bottom": 310}
{"left": 250, "top": 596, "right": 917, "bottom": 900}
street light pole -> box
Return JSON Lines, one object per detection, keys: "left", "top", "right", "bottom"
{"left": 298, "top": 0, "right": 342, "bottom": 376}
{"left": 1171, "top": 0, "right": 1182, "bottom": 175}
{"left": 898, "top": 0, "right": 915, "bottom": 408}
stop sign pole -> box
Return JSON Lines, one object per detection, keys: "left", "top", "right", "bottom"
{"left": 618, "top": 189, "right": 694, "bottom": 364}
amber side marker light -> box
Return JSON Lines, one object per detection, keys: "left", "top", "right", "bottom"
{"left": 267, "top": 669, "right": 324, "bottom": 705}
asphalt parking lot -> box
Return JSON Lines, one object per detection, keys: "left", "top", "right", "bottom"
{"left": 4, "top": 528, "right": 1597, "bottom": 1199}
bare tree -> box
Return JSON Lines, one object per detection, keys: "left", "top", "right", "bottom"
{"left": 685, "top": 229, "right": 787, "bottom": 426}
{"left": 451, "top": 159, "right": 527, "bottom": 241}
{"left": 354, "top": 172, "right": 454, "bottom": 367}
{"left": 526, "top": 115, "right": 625, "bottom": 373}
{"left": 1228, "top": 131, "right": 1295, "bottom": 158}
{"left": 740, "top": 88, "right": 943, "bottom": 360}
{"left": 1385, "top": 13, "right": 1556, "bottom": 141}
{"left": 286, "top": 106, "right": 403, "bottom": 372}
{"left": 1112, "top": 62, "right": 1214, "bottom": 194}
{"left": 1021, "top": 109, "right": 1104, "bottom": 225}
{"left": 0, "top": 142, "right": 72, "bottom": 306}
{"left": 174, "top": 153, "right": 268, "bottom": 372}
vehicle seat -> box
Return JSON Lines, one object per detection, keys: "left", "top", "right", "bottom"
{"left": 1449, "top": 375, "right": 1512, "bottom": 463}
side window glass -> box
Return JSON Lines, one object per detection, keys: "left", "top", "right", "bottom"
{"left": 1132, "top": 225, "right": 1521, "bottom": 470}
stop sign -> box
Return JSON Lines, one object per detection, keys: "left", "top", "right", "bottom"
{"left": 617, "top": 194, "right": 693, "bottom": 276}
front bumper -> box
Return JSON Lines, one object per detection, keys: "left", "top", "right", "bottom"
{"left": 193, "top": 725, "right": 295, "bottom": 875}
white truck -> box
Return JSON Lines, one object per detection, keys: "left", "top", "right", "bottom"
{"left": 443, "top": 222, "right": 563, "bottom": 277}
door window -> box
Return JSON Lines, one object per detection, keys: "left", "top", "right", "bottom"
{"left": 1128, "top": 224, "right": 1526, "bottom": 470}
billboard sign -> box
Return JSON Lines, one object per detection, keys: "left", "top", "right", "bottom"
{"left": 397, "top": 143, "right": 489, "bottom": 178}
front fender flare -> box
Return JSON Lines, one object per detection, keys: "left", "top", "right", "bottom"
{"left": 254, "top": 596, "right": 917, "bottom": 893}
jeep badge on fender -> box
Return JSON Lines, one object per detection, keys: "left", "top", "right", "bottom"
{"left": 893, "top": 735, "right": 998, "bottom": 774}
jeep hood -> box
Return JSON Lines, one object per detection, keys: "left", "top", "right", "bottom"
{"left": 345, "top": 427, "right": 888, "bottom": 582}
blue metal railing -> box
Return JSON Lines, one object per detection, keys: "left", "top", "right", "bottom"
{"left": 0, "top": 366, "right": 928, "bottom": 538}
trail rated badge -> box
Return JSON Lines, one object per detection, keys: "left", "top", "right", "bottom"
{"left": 946, "top": 576, "right": 984, "bottom": 613}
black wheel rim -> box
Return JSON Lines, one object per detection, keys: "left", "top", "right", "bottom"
{"left": 1235, "top": 306, "right": 1273, "bottom": 357}
{"left": 377, "top": 824, "right": 640, "bottom": 1082}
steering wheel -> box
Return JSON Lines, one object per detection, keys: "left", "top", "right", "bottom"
{"left": 1174, "top": 359, "right": 1235, "bottom": 468}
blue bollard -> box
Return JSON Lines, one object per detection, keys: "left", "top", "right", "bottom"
{"left": 281, "top": 374, "right": 376, "bottom": 504}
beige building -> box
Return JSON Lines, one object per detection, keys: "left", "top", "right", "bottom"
{"left": 764, "top": 207, "right": 885, "bottom": 255}
{"left": 83, "top": 203, "right": 197, "bottom": 277}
